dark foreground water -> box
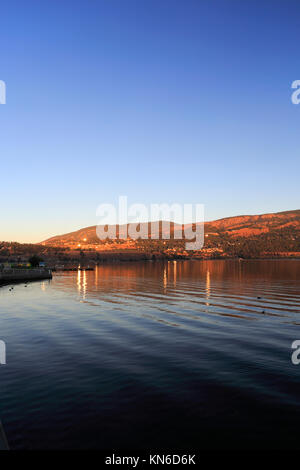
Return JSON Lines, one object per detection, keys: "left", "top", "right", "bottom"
{"left": 0, "top": 260, "right": 300, "bottom": 450}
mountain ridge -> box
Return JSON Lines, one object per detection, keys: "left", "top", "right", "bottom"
{"left": 41, "top": 209, "right": 300, "bottom": 245}
{"left": 1, "top": 209, "right": 299, "bottom": 262}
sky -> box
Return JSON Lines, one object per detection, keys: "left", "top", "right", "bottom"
{"left": 0, "top": 0, "right": 300, "bottom": 243}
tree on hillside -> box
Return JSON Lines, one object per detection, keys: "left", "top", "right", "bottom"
{"left": 28, "top": 255, "right": 43, "bottom": 267}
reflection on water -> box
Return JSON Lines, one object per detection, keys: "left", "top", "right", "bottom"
{"left": 206, "top": 268, "right": 210, "bottom": 306}
{"left": 0, "top": 260, "right": 300, "bottom": 450}
{"left": 58, "top": 260, "right": 300, "bottom": 325}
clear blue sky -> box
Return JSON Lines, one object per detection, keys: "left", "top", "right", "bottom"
{"left": 0, "top": 0, "right": 299, "bottom": 243}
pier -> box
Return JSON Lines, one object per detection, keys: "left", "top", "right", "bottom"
{"left": 0, "top": 267, "right": 52, "bottom": 284}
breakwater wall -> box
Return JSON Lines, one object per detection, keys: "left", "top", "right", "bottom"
{"left": 0, "top": 268, "right": 52, "bottom": 284}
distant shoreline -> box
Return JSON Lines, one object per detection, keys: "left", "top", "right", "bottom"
{"left": 1, "top": 209, "right": 299, "bottom": 264}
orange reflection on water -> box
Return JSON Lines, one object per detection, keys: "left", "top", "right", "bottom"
{"left": 53, "top": 260, "right": 300, "bottom": 313}
{"left": 206, "top": 269, "right": 210, "bottom": 306}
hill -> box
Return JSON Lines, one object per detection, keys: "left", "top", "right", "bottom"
{"left": 1, "top": 210, "right": 299, "bottom": 264}
{"left": 38, "top": 209, "right": 300, "bottom": 260}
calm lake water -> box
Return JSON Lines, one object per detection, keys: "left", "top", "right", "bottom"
{"left": 0, "top": 260, "right": 300, "bottom": 450}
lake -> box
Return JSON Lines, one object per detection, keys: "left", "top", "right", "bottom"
{"left": 0, "top": 259, "right": 299, "bottom": 450}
